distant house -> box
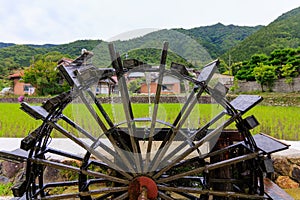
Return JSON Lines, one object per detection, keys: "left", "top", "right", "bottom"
{"left": 140, "top": 75, "right": 181, "bottom": 94}
{"left": 8, "top": 71, "right": 35, "bottom": 95}
{"left": 96, "top": 76, "right": 117, "bottom": 95}
{"left": 58, "top": 57, "right": 119, "bottom": 96}
{"left": 212, "top": 74, "right": 234, "bottom": 88}
{"left": 57, "top": 57, "right": 74, "bottom": 67}
{"left": 128, "top": 72, "right": 145, "bottom": 81}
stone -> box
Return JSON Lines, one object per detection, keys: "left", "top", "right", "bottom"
{"left": 288, "top": 157, "right": 300, "bottom": 166}
{"left": 61, "top": 159, "right": 81, "bottom": 167}
{"left": 291, "top": 165, "right": 300, "bottom": 183}
{"left": 1, "top": 161, "right": 24, "bottom": 179}
{"left": 0, "top": 175, "right": 9, "bottom": 184}
{"left": 60, "top": 159, "right": 81, "bottom": 181}
{"left": 275, "top": 176, "right": 299, "bottom": 189}
{"left": 43, "top": 159, "right": 81, "bottom": 183}
{"left": 44, "top": 159, "right": 63, "bottom": 183}
{"left": 273, "top": 157, "right": 291, "bottom": 176}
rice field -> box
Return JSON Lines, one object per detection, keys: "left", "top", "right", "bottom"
{"left": 0, "top": 102, "right": 299, "bottom": 140}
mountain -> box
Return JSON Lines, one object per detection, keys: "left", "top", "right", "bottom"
{"left": 0, "top": 40, "right": 103, "bottom": 88}
{"left": 0, "top": 45, "right": 47, "bottom": 69}
{"left": 0, "top": 42, "right": 15, "bottom": 48}
{"left": 2, "top": 24, "right": 255, "bottom": 75}
{"left": 91, "top": 29, "right": 214, "bottom": 68}
{"left": 1, "top": 5, "right": 300, "bottom": 86}
{"left": 223, "top": 6, "right": 300, "bottom": 62}
{"left": 68, "top": 26, "right": 261, "bottom": 68}
{"left": 27, "top": 44, "right": 57, "bottom": 48}
{"left": 175, "top": 23, "right": 263, "bottom": 58}
{"left": 0, "top": 24, "right": 262, "bottom": 67}
{"left": 49, "top": 40, "right": 103, "bottom": 57}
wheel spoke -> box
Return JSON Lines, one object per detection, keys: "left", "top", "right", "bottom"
{"left": 158, "top": 185, "right": 266, "bottom": 199}
{"left": 47, "top": 121, "right": 133, "bottom": 178}
{"left": 153, "top": 114, "right": 240, "bottom": 179}
{"left": 150, "top": 61, "right": 219, "bottom": 172}
{"left": 76, "top": 91, "right": 138, "bottom": 169}
{"left": 157, "top": 152, "right": 258, "bottom": 184}
{"left": 158, "top": 191, "right": 175, "bottom": 200}
{"left": 79, "top": 91, "right": 108, "bottom": 132}
{"left": 61, "top": 115, "right": 116, "bottom": 157}
{"left": 86, "top": 88, "right": 115, "bottom": 127}
{"left": 145, "top": 42, "right": 168, "bottom": 172}
{"left": 61, "top": 97, "right": 137, "bottom": 173}
{"left": 109, "top": 43, "right": 142, "bottom": 173}
{"left": 149, "top": 93, "right": 200, "bottom": 172}
{"left": 113, "top": 191, "right": 129, "bottom": 200}
{"left": 158, "top": 111, "right": 227, "bottom": 166}
{"left": 39, "top": 187, "right": 128, "bottom": 200}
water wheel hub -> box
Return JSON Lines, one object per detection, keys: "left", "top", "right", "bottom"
{"left": 128, "top": 176, "right": 158, "bottom": 200}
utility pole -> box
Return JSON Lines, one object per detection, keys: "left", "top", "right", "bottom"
{"left": 228, "top": 54, "right": 232, "bottom": 75}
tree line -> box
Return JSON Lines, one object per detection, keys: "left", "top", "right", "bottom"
{"left": 23, "top": 52, "right": 71, "bottom": 96}
{"left": 24, "top": 46, "right": 300, "bottom": 96}
{"left": 229, "top": 47, "right": 300, "bottom": 91}
{"left": 1, "top": 43, "right": 299, "bottom": 96}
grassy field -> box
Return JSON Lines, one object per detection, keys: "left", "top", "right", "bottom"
{"left": 0, "top": 102, "right": 299, "bottom": 140}
{"left": 246, "top": 105, "right": 300, "bottom": 140}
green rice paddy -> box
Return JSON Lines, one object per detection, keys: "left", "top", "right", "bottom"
{"left": 0, "top": 102, "right": 299, "bottom": 140}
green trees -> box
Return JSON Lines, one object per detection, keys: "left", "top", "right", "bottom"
{"left": 176, "top": 23, "right": 262, "bottom": 59}
{"left": 223, "top": 6, "right": 300, "bottom": 62}
{"left": 123, "top": 48, "right": 195, "bottom": 68}
{"left": 217, "top": 59, "right": 229, "bottom": 74}
{"left": 128, "top": 78, "right": 145, "bottom": 93}
{"left": 234, "top": 54, "right": 269, "bottom": 81}
{"left": 0, "top": 58, "right": 17, "bottom": 88}
{"left": 0, "top": 45, "right": 45, "bottom": 89}
{"left": 0, "top": 40, "right": 101, "bottom": 90}
{"left": 280, "top": 63, "right": 299, "bottom": 91}
{"left": 253, "top": 64, "right": 277, "bottom": 91}
{"left": 281, "top": 63, "right": 299, "bottom": 78}
{"left": 233, "top": 47, "right": 300, "bottom": 91}
{"left": 23, "top": 52, "right": 70, "bottom": 96}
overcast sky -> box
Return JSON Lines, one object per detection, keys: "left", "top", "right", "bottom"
{"left": 1, "top": 0, "right": 299, "bottom": 44}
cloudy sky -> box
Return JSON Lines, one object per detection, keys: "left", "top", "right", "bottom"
{"left": 1, "top": 0, "right": 299, "bottom": 44}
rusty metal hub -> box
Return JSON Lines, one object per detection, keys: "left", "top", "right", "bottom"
{"left": 128, "top": 176, "right": 158, "bottom": 200}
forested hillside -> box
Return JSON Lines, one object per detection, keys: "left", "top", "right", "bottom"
{"left": 91, "top": 29, "right": 214, "bottom": 68}
{"left": 1, "top": 5, "right": 300, "bottom": 91}
{"left": 0, "top": 42, "right": 15, "bottom": 48}
{"left": 0, "top": 24, "right": 260, "bottom": 84}
{"left": 223, "top": 6, "right": 300, "bottom": 62}
{"left": 0, "top": 40, "right": 103, "bottom": 88}
{"left": 175, "top": 23, "right": 263, "bottom": 58}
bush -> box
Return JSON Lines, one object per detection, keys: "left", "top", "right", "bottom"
{"left": 0, "top": 183, "right": 13, "bottom": 196}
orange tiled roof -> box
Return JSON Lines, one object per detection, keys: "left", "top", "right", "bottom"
{"left": 8, "top": 71, "right": 24, "bottom": 79}
{"left": 58, "top": 58, "right": 74, "bottom": 66}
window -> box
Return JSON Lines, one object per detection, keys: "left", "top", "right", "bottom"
{"left": 24, "top": 84, "right": 35, "bottom": 95}
{"left": 162, "top": 84, "right": 173, "bottom": 92}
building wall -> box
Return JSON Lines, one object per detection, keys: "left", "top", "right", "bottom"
{"left": 12, "top": 78, "right": 34, "bottom": 96}
{"left": 235, "top": 77, "right": 300, "bottom": 92}
{"left": 167, "top": 82, "right": 180, "bottom": 94}
{"left": 140, "top": 82, "right": 158, "bottom": 94}
{"left": 13, "top": 79, "right": 25, "bottom": 95}
{"left": 140, "top": 82, "right": 181, "bottom": 94}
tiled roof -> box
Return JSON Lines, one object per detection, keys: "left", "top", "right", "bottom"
{"left": 57, "top": 58, "right": 74, "bottom": 66}
{"left": 8, "top": 71, "right": 24, "bottom": 79}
